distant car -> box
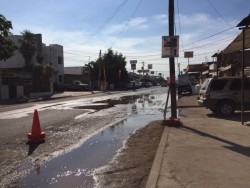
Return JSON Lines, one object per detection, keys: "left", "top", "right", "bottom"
{"left": 177, "top": 82, "right": 192, "bottom": 95}
{"left": 198, "top": 77, "right": 250, "bottom": 116}
{"left": 160, "top": 82, "right": 168, "bottom": 87}
{"left": 141, "top": 82, "right": 152, "bottom": 87}
{"left": 146, "top": 82, "right": 152, "bottom": 87}
{"left": 63, "top": 80, "right": 89, "bottom": 91}
{"left": 126, "top": 81, "right": 140, "bottom": 89}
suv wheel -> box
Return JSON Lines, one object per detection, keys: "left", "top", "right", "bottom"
{"left": 210, "top": 109, "right": 216, "bottom": 114}
{"left": 217, "top": 101, "right": 235, "bottom": 116}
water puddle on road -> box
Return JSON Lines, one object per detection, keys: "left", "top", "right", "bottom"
{"left": 18, "top": 90, "right": 170, "bottom": 188}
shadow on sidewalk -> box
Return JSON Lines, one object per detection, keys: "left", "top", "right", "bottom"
{"left": 207, "top": 111, "right": 250, "bottom": 123}
{"left": 179, "top": 125, "right": 250, "bottom": 157}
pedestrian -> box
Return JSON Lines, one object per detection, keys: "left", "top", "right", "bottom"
{"left": 133, "top": 81, "right": 136, "bottom": 91}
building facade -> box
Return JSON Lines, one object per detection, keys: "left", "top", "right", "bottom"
{"left": 0, "top": 34, "right": 64, "bottom": 100}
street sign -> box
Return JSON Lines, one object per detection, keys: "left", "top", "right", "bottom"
{"left": 131, "top": 63, "right": 136, "bottom": 70}
{"left": 184, "top": 51, "right": 193, "bottom": 58}
{"left": 130, "top": 60, "right": 137, "bottom": 70}
{"left": 130, "top": 60, "right": 137, "bottom": 64}
{"left": 148, "top": 64, "right": 152, "bottom": 69}
{"left": 162, "top": 36, "right": 179, "bottom": 58}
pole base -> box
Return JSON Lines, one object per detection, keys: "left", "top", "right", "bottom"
{"left": 162, "top": 118, "right": 182, "bottom": 127}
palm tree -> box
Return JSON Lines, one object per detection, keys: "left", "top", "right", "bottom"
{"left": 32, "top": 63, "right": 57, "bottom": 92}
{"left": 43, "top": 64, "right": 57, "bottom": 78}
{"left": 18, "top": 30, "right": 36, "bottom": 69}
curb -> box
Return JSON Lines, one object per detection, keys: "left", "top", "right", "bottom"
{"left": 145, "top": 126, "right": 170, "bottom": 188}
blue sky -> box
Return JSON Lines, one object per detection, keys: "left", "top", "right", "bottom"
{"left": 1, "top": 0, "right": 249, "bottom": 76}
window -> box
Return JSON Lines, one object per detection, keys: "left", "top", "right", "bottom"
{"left": 230, "top": 78, "right": 250, "bottom": 90}
{"left": 59, "top": 75, "right": 63, "bottom": 83}
{"left": 230, "top": 79, "right": 241, "bottom": 90}
{"left": 244, "top": 79, "right": 250, "bottom": 90}
{"left": 58, "top": 56, "right": 63, "bottom": 64}
{"left": 210, "top": 79, "right": 228, "bottom": 91}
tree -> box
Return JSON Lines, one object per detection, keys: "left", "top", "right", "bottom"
{"left": 43, "top": 64, "right": 57, "bottom": 78}
{"left": 0, "top": 14, "right": 17, "bottom": 61}
{"left": 32, "top": 63, "right": 57, "bottom": 92}
{"left": 90, "top": 49, "right": 128, "bottom": 88}
{"left": 18, "top": 30, "right": 36, "bottom": 68}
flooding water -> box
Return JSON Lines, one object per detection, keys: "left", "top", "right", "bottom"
{"left": 18, "top": 89, "right": 170, "bottom": 188}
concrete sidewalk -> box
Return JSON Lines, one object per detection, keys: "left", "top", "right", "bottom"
{"left": 146, "top": 95, "right": 250, "bottom": 188}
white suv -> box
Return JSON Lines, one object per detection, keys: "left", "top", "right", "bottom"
{"left": 197, "top": 77, "right": 250, "bottom": 116}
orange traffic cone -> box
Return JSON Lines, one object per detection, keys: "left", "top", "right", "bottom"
{"left": 27, "top": 109, "right": 45, "bottom": 143}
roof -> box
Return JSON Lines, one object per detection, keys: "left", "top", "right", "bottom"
{"left": 222, "top": 28, "right": 250, "bottom": 54}
{"left": 186, "top": 63, "right": 208, "bottom": 73}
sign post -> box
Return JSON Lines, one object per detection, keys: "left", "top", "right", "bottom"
{"left": 161, "top": 0, "right": 182, "bottom": 126}
{"left": 184, "top": 51, "right": 193, "bottom": 66}
{"left": 130, "top": 60, "right": 137, "bottom": 74}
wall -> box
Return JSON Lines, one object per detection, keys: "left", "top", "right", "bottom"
{"left": 43, "top": 44, "right": 64, "bottom": 86}
{"left": 0, "top": 34, "right": 65, "bottom": 95}
{"left": 0, "top": 85, "right": 9, "bottom": 100}
{"left": 64, "top": 67, "right": 83, "bottom": 75}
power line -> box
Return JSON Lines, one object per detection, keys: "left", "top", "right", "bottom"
{"left": 176, "top": 0, "right": 184, "bottom": 50}
{"left": 206, "top": 0, "right": 239, "bottom": 35}
{"left": 110, "top": 0, "right": 144, "bottom": 48}
{"left": 125, "top": 35, "right": 235, "bottom": 59}
{"left": 84, "top": 0, "right": 129, "bottom": 43}
{"left": 182, "top": 26, "right": 235, "bottom": 49}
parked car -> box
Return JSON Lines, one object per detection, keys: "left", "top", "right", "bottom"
{"left": 160, "top": 81, "right": 168, "bottom": 87}
{"left": 126, "top": 81, "right": 140, "bottom": 89}
{"left": 177, "top": 82, "right": 192, "bottom": 95}
{"left": 197, "top": 77, "right": 250, "bottom": 116}
{"left": 63, "top": 80, "right": 89, "bottom": 91}
{"left": 177, "top": 74, "right": 192, "bottom": 95}
{"left": 141, "top": 82, "right": 152, "bottom": 87}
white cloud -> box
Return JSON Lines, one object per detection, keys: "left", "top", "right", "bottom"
{"left": 11, "top": 13, "right": 240, "bottom": 72}
{"left": 152, "top": 14, "right": 168, "bottom": 25}
{"left": 128, "top": 17, "right": 149, "bottom": 29}
{"left": 105, "top": 17, "right": 150, "bottom": 35}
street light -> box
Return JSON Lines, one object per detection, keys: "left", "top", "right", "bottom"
{"left": 237, "top": 14, "right": 250, "bottom": 125}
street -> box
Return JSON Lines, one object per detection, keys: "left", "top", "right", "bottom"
{"left": 0, "top": 86, "right": 169, "bottom": 188}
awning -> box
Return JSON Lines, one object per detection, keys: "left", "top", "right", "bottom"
{"left": 222, "top": 28, "right": 250, "bottom": 54}
{"left": 202, "top": 70, "right": 209, "bottom": 75}
{"left": 186, "top": 63, "right": 206, "bottom": 73}
{"left": 220, "top": 64, "right": 232, "bottom": 72}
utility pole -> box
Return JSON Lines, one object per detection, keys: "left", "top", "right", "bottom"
{"left": 142, "top": 62, "right": 145, "bottom": 77}
{"left": 88, "top": 56, "right": 92, "bottom": 92}
{"left": 98, "top": 50, "right": 101, "bottom": 90}
{"left": 169, "top": 0, "right": 177, "bottom": 118}
{"left": 237, "top": 14, "right": 250, "bottom": 125}
{"left": 162, "top": 0, "right": 181, "bottom": 126}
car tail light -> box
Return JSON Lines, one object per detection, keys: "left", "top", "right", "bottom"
{"left": 205, "top": 91, "right": 210, "bottom": 99}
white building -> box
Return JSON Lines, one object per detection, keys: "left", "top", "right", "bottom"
{"left": 43, "top": 44, "right": 64, "bottom": 87}
{"left": 0, "top": 34, "right": 64, "bottom": 99}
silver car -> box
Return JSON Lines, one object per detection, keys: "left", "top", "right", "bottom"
{"left": 198, "top": 77, "right": 250, "bottom": 116}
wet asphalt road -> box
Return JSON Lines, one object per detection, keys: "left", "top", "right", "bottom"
{"left": 0, "top": 86, "right": 170, "bottom": 188}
